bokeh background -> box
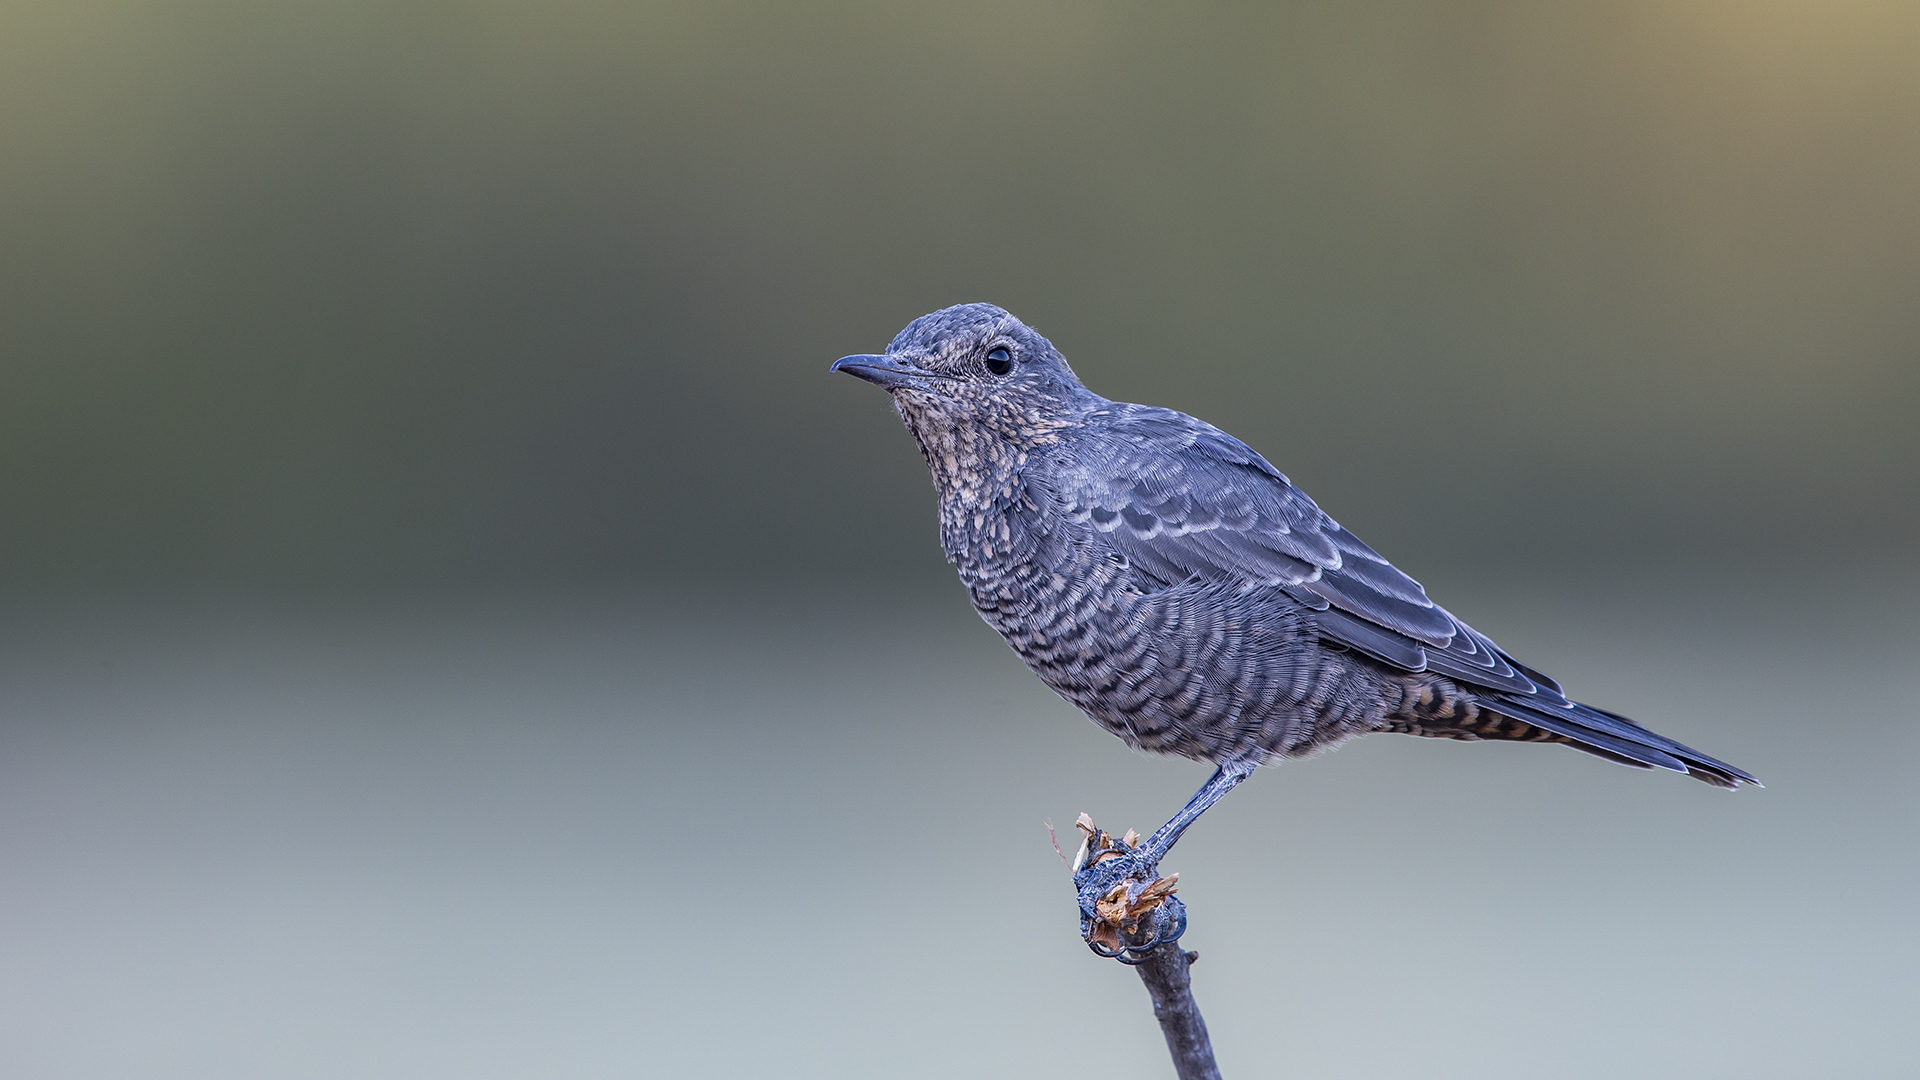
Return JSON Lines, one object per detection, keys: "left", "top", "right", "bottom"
{"left": 1, "top": 2, "right": 1916, "bottom": 1077}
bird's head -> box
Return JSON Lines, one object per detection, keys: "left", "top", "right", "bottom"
{"left": 831, "top": 304, "right": 1089, "bottom": 451}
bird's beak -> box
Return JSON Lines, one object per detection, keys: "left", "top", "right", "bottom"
{"left": 830, "top": 353, "right": 942, "bottom": 390}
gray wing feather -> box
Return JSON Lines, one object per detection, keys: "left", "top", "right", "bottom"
{"left": 1065, "top": 406, "right": 1537, "bottom": 693}
{"left": 1059, "top": 405, "right": 1757, "bottom": 789}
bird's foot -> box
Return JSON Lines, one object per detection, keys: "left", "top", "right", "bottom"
{"left": 1069, "top": 813, "right": 1186, "bottom": 964}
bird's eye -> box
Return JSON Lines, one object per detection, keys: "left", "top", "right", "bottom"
{"left": 985, "top": 346, "right": 1013, "bottom": 375}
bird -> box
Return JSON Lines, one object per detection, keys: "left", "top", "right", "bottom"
{"left": 831, "top": 303, "right": 1757, "bottom": 918}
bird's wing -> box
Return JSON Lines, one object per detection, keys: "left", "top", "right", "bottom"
{"left": 1063, "top": 406, "right": 1544, "bottom": 693}
{"left": 1060, "top": 406, "right": 1756, "bottom": 787}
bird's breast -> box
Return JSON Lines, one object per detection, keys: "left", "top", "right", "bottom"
{"left": 959, "top": 544, "right": 1385, "bottom": 762}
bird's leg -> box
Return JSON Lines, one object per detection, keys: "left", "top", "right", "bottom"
{"left": 1072, "top": 759, "right": 1260, "bottom": 962}
{"left": 1136, "top": 758, "right": 1259, "bottom": 867}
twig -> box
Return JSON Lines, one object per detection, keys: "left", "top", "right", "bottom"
{"left": 1045, "top": 820, "right": 1070, "bottom": 865}
{"left": 1067, "top": 813, "right": 1223, "bottom": 1080}
{"left": 1133, "top": 943, "right": 1219, "bottom": 1080}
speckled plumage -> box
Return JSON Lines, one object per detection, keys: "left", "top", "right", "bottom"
{"left": 834, "top": 304, "right": 1755, "bottom": 789}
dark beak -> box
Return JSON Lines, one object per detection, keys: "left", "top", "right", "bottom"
{"left": 830, "top": 353, "right": 941, "bottom": 390}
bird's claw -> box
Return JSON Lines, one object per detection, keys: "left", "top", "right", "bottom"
{"left": 1070, "top": 814, "right": 1186, "bottom": 964}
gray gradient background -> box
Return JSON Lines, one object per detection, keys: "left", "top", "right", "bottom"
{"left": 1, "top": 2, "right": 1916, "bottom": 1077}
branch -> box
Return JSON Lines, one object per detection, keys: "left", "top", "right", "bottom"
{"left": 1133, "top": 943, "right": 1219, "bottom": 1080}
{"left": 1068, "top": 814, "right": 1223, "bottom": 1080}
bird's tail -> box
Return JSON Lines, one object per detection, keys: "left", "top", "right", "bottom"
{"left": 1484, "top": 695, "right": 1757, "bottom": 789}
{"left": 1385, "top": 679, "right": 1758, "bottom": 789}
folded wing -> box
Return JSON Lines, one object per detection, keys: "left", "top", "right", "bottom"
{"left": 1060, "top": 406, "right": 1755, "bottom": 788}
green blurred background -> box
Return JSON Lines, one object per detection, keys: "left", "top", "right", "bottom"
{"left": 4, "top": 0, "right": 1916, "bottom": 589}
{"left": 1, "top": 2, "right": 1915, "bottom": 1078}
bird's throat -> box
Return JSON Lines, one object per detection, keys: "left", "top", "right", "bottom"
{"left": 893, "top": 400, "right": 1033, "bottom": 567}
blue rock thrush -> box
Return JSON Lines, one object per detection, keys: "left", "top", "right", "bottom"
{"left": 832, "top": 303, "right": 1756, "bottom": 930}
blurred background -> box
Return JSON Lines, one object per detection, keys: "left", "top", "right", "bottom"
{"left": 1, "top": 1, "right": 1915, "bottom": 1077}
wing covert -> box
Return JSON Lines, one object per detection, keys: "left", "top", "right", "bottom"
{"left": 1061, "top": 407, "right": 1543, "bottom": 696}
